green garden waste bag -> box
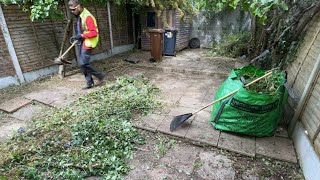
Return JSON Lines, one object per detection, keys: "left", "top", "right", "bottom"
{"left": 210, "top": 66, "right": 288, "bottom": 137}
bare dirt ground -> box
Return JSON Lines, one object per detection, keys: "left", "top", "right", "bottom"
{"left": 126, "top": 131, "right": 303, "bottom": 180}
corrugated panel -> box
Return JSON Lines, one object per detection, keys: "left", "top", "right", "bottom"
{"left": 0, "top": 27, "right": 15, "bottom": 77}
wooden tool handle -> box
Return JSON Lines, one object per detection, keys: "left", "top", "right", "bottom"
{"left": 60, "top": 41, "right": 77, "bottom": 58}
{"left": 192, "top": 71, "right": 273, "bottom": 114}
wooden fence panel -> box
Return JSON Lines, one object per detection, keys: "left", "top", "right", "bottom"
{"left": 111, "top": 4, "right": 129, "bottom": 47}
{"left": 287, "top": 13, "right": 320, "bottom": 98}
{"left": 0, "top": 28, "right": 15, "bottom": 77}
{"left": 2, "top": 5, "right": 66, "bottom": 72}
{"left": 287, "top": 11, "right": 320, "bottom": 157}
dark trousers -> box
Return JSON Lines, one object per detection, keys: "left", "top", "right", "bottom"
{"left": 79, "top": 48, "right": 104, "bottom": 85}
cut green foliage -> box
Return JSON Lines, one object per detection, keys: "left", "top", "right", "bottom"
{"left": 211, "top": 32, "right": 250, "bottom": 58}
{"left": 155, "top": 136, "right": 176, "bottom": 159}
{"left": 235, "top": 67, "right": 285, "bottom": 95}
{"left": 0, "top": 76, "right": 161, "bottom": 179}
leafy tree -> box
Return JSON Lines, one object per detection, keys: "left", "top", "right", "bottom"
{"left": 0, "top": 0, "right": 195, "bottom": 21}
{"left": 196, "top": 0, "right": 320, "bottom": 69}
{"left": 1, "top": 0, "right": 319, "bottom": 68}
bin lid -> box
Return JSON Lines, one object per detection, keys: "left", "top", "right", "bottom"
{"left": 164, "top": 28, "right": 178, "bottom": 32}
{"left": 148, "top": 29, "right": 165, "bottom": 33}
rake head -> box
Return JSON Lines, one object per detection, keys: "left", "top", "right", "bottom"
{"left": 170, "top": 113, "right": 193, "bottom": 132}
{"left": 53, "top": 57, "right": 72, "bottom": 65}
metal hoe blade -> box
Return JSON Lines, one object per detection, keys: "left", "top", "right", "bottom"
{"left": 170, "top": 113, "right": 193, "bottom": 132}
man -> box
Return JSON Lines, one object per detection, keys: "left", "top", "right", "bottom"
{"left": 68, "top": 0, "right": 105, "bottom": 89}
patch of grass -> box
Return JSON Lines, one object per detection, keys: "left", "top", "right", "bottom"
{"left": 0, "top": 76, "right": 161, "bottom": 179}
{"left": 193, "top": 159, "right": 203, "bottom": 169}
{"left": 155, "top": 136, "right": 176, "bottom": 159}
{"left": 211, "top": 32, "right": 250, "bottom": 58}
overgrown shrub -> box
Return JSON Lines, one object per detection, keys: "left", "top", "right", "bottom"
{"left": 0, "top": 76, "right": 161, "bottom": 179}
{"left": 211, "top": 32, "right": 250, "bottom": 58}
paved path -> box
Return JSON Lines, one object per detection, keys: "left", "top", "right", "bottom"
{"left": 0, "top": 49, "right": 297, "bottom": 163}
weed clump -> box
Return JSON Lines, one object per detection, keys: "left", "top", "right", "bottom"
{"left": 211, "top": 32, "right": 250, "bottom": 58}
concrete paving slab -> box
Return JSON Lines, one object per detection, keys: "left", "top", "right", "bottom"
{"left": 275, "top": 126, "right": 289, "bottom": 138}
{"left": 184, "top": 83, "right": 210, "bottom": 93}
{"left": 167, "top": 106, "right": 196, "bottom": 116}
{"left": 0, "top": 97, "right": 32, "bottom": 113}
{"left": 202, "top": 89, "right": 217, "bottom": 105}
{"left": 178, "top": 96, "right": 204, "bottom": 109}
{"left": 185, "top": 120, "right": 220, "bottom": 147}
{"left": 24, "top": 86, "right": 77, "bottom": 106}
{"left": 193, "top": 110, "right": 212, "bottom": 124}
{"left": 218, "top": 132, "right": 255, "bottom": 157}
{"left": 256, "top": 136, "right": 297, "bottom": 163}
{"left": 160, "top": 92, "right": 183, "bottom": 104}
{"left": 155, "top": 78, "right": 190, "bottom": 92}
{"left": 24, "top": 89, "right": 56, "bottom": 105}
{"left": 10, "top": 103, "right": 50, "bottom": 121}
{"left": 160, "top": 144, "right": 200, "bottom": 175}
{"left": 125, "top": 164, "right": 190, "bottom": 180}
{"left": 157, "top": 115, "right": 191, "bottom": 138}
{"left": 133, "top": 114, "right": 166, "bottom": 132}
{"left": 194, "top": 151, "right": 236, "bottom": 180}
{"left": 0, "top": 117, "right": 25, "bottom": 140}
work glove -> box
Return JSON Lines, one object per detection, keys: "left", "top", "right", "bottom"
{"left": 73, "top": 34, "right": 83, "bottom": 41}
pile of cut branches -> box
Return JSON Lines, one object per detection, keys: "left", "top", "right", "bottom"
{"left": 0, "top": 76, "right": 161, "bottom": 179}
{"left": 236, "top": 68, "right": 285, "bottom": 95}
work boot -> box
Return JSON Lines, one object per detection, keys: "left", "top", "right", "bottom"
{"left": 82, "top": 83, "right": 94, "bottom": 90}
{"left": 96, "top": 73, "right": 106, "bottom": 86}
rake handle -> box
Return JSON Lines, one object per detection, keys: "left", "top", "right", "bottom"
{"left": 59, "top": 41, "right": 77, "bottom": 59}
{"left": 192, "top": 71, "right": 273, "bottom": 114}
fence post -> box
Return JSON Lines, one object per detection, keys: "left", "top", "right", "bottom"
{"left": 107, "top": 0, "right": 114, "bottom": 54}
{"left": 289, "top": 52, "right": 320, "bottom": 136}
{"left": 0, "top": 5, "right": 25, "bottom": 84}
